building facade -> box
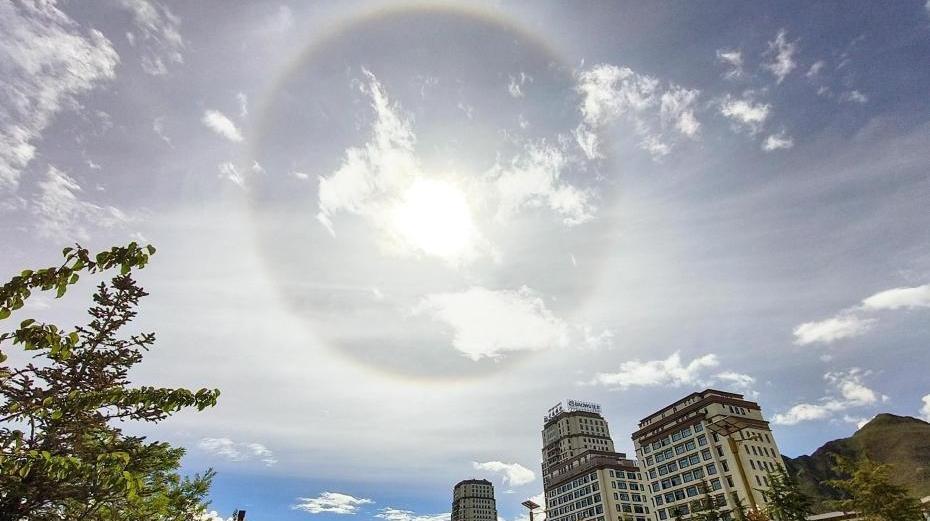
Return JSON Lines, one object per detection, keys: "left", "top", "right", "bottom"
{"left": 542, "top": 400, "right": 650, "bottom": 521}
{"left": 452, "top": 479, "right": 498, "bottom": 521}
{"left": 631, "top": 390, "right": 784, "bottom": 521}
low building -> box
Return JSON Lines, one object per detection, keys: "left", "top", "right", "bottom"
{"left": 452, "top": 479, "right": 497, "bottom": 521}
{"left": 632, "top": 390, "right": 785, "bottom": 521}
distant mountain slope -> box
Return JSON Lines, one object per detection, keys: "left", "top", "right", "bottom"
{"left": 781, "top": 413, "right": 930, "bottom": 512}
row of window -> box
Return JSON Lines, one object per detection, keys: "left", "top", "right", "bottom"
{"left": 654, "top": 493, "right": 726, "bottom": 520}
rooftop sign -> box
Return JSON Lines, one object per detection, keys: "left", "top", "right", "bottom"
{"left": 545, "top": 399, "right": 602, "bottom": 422}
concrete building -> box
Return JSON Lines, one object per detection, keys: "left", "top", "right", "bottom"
{"left": 632, "top": 390, "right": 785, "bottom": 521}
{"left": 452, "top": 479, "right": 498, "bottom": 521}
{"left": 542, "top": 400, "right": 650, "bottom": 521}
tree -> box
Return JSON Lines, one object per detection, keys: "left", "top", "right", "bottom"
{"left": 689, "top": 482, "right": 722, "bottom": 521}
{"left": 827, "top": 456, "right": 923, "bottom": 521}
{"left": 0, "top": 243, "right": 221, "bottom": 520}
{"left": 730, "top": 491, "right": 748, "bottom": 521}
{"left": 763, "top": 466, "right": 811, "bottom": 521}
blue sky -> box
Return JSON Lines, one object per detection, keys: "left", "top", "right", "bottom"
{"left": 2, "top": 1, "right": 930, "bottom": 520}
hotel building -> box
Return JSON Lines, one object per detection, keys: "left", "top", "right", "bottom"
{"left": 631, "top": 390, "right": 785, "bottom": 521}
{"left": 542, "top": 400, "right": 650, "bottom": 521}
{"left": 452, "top": 479, "right": 498, "bottom": 521}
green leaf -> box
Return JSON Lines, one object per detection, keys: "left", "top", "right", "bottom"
{"left": 20, "top": 318, "right": 36, "bottom": 328}
{"left": 50, "top": 410, "right": 63, "bottom": 420}
{"left": 69, "top": 273, "right": 79, "bottom": 284}
{"left": 146, "top": 245, "right": 156, "bottom": 255}
{"left": 56, "top": 285, "right": 66, "bottom": 298}
{"left": 120, "top": 263, "right": 130, "bottom": 275}
{"left": 68, "top": 331, "right": 79, "bottom": 344}
{"left": 62, "top": 247, "right": 73, "bottom": 257}
{"left": 0, "top": 308, "right": 10, "bottom": 320}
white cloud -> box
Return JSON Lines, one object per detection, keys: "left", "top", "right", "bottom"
{"left": 716, "top": 49, "right": 744, "bottom": 80}
{"left": 0, "top": 1, "right": 119, "bottom": 188}
{"left": 793, "top": 314, "right": 876, "bottom": 345}
{"left": 826, "top": 368, "right": 882, "bottom": 406}
{"left": 719, "top": 95, "right": 770, "bottom": 133}
{"left": 806, "top": 60, "right": 825, "bottom": 79}
{"left": 575, "top": 63, "right": 701, "bottom": 158}
{"left": 842, "top": 415, "right": 872, "bottom": 430}
{"left": 237, "top": 92, "right": 249, "bottom": 117}
{"left": 573, "top": 125, "right": 602, "bottom": 160}
{"left": 772, "top": 401, "right": 844, "bottom": 425}
{"left": 198, "top": 437, "right": 277, "bottom": 466}
{"left": 762, "top": 131, "right": 794, "bottom": 151}
{"left": 292, "top": 492, "right": 372, "bottom": 515}
{"left": 202, "top": 110, "right": 244, "bottom": 142}
{"left": 413, "top": 286, "right": 570, "bottom": 360}
{"left": 153, "top": 116, "right": 172, "bottom": 146}
{"left": 198, "top": 512, "right": 232, "bottom": 521}
{"left": 861, "top": 284, "right": 930, "bottom": 310}
{"left": 715, "top": 371, "right": 756, "bottom": 390}
{"left": 489, "top": 140, "right": 595, "bottom": 226}
{"left": 508, "top": 73, "right": 531, "bottom": 98}
{"left": 31, "top": 166, "right": 130, "bottom": 242}
{"left": 218, "top": 162, "right": 245, "bottom": 187}
{"left": 839, "top": 90, "right": 868, "bottom": 104}
{"left": 576, "top": 64, "right": 659, "bottom": 127}
{"left": 316, "top": 70, "right": 498, "bottom": 264}
{"left": 772, "top": 368, "right": 883, "bottom": 425}
{"left": 376, "top": 508, "right": 449, "bottom": 521}
{"left": 473, "top": 461, "right": 536, "bottom": 486}
{"left": 588, "top": 351, "right": 719, "bottom": 390}
{"left": 920, "top": 395, "right": 930, "bottom": 422}
{"left": 114, "top": 0, "right": 183, "bottom": 75}
{"left": 660, "top": 86, "right": 701, "bottom": 137}
{"left": 763, "top": 29, "right": 799, "bottom": 84}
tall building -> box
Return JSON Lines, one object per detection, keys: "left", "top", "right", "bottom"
{"left": 542, "top": 400, "right": 650, "bottom": 521}
{"left": 631, "top": 389, "right": 785, "bottom": 521}
{"left": 452, "top": 479, "right": 498, "bottom": 521}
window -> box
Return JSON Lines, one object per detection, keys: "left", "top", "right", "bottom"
{"left": 706, "top": 463, "right": 717, "bottom": 475}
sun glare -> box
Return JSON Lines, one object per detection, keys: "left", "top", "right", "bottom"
{"left": 389, "top": 179, "right": 478, "bottom": 261}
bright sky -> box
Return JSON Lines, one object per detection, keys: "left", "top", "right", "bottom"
{"left": 2, "top": 1, "right": 930, "bottom": 520}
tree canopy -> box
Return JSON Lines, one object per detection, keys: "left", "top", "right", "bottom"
{"left": 0, "top": 243, "right": 220, "bottom": 521}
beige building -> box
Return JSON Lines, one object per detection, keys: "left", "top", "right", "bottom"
{"left": 632, "top": 389, "right": 785, "bottom": 521}
{"left": 452, "top": 479, "right": 498, "bottom": 521}
{"left": 542, "top": 400, "right": 650, "bottom": 521}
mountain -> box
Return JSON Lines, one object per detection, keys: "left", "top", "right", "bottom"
{"left": 782, "top": 413, "right": 930, "bottom": 512}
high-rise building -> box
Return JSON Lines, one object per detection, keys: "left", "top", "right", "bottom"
{"left": 542, "top": 400, "right": 650, "bottom": 521}
{"left": 631, "top": 389, "right": 785, "bottom": 521}
{"left": 452, "top": 479, "right": 498, "bottom": 521}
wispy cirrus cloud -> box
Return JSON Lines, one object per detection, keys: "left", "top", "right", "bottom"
{"left": 762, "top": 131, "right": 794, "bottom": 151}
{"left": 292, "top": 492, "right": 372, "bottom": 515}
{"left": 763, "top": 29, "right": 799, "bottom": 84}
{"left": 716, "top": 49, "right": 744, "bottom": 80}
{"left": 198, "top": 437, "right": 277, "bottom": 466}
{"left": 31, "top": 166, "right": 130, "bottom": 241}
{"left": 115, "top": 0, "right": 183, "bottom": 75}
{"left": 0, "top": 1, "right": 119, "bottom": 188}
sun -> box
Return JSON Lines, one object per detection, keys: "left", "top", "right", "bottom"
{"left": 389, "top": 178, "right": 479, "bottom": 262}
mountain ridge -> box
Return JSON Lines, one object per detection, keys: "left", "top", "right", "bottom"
{"left": 781, "top": 413, "right": 930, "bottom": 512}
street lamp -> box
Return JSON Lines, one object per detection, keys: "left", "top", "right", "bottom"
{"left": 522, "top": 500, "right": 542, "bottom": 521}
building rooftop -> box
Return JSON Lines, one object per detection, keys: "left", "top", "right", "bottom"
{"left": 636, "top": 388, "right": 754, "bottom": 427}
